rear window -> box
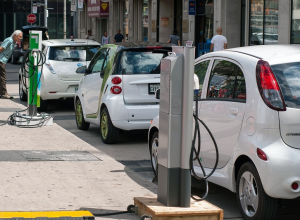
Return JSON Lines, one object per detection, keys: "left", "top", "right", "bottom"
{"left": 272, "top": 62, "right": 300, "bottom": 109}
{"left": 48, "top": 46, "right": 99, "bottom": 62}
{"left": 120, "top": 51, "right": 165, "bottom": 74}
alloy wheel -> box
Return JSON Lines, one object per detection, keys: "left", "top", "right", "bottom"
{"left": 151, "top": 135, "right": 159, "bottom": 174}
{"left": 76, "top": 101, "right": 83, "bottom": 127}
{"left": 238, "top": 171, "right": 259, "bottom": 217}
{"left": 101, "top": 112, "right": 108, "bottom": 139}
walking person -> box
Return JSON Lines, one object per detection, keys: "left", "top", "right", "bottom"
{"left": 114, "top": 29, "right": 125, "bottom": 43}
{"left": 102, "top": 31, "right": 110, "bottom": 45}
{"left": 0, "top": 30, "right": 23, "bottom": 99}
{"left": 167, "top": 29, "right": 181, "bottom": 46}
{"left": 85, "top": 30, "right": 94, "bottom": 40}
{"left": 210, "top": 27, "right": 227, "bottom": 52}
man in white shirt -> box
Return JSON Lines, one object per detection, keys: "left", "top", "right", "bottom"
{"left": 210, "top": 27, "right": 227, "bottom": 52}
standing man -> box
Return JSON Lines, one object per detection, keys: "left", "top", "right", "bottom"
{"left": 210, "top": 27, "right": 227, "bottom": 52}
{"left": 167, "top": 29, "right": 181, "bottom": 46}
{"left": 114, "top": 29, "right": 125, "bottom": 43}
{"left": 0, "top": 30, "right": 23, "bottom": 99}
{"left": 85, "top": 30, "right": 94, "bottom": 40}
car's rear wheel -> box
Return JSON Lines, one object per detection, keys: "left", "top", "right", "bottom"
{"left": 38, "top": 98, "right": 48, "bottom": 112}
{"left": 19, "top": 77, "right": 27, "bottom": 101}
{"left": 236, "top": 162, "right": 278, "bottom": 220}
{"left": 150, "top": 131, "right": 159, "bottom": 177}
{"left": 75, "top": 99, "right": 90, "bottom": 130}
{"left": 100, "top": 107, "right": 119, "bottom": 144}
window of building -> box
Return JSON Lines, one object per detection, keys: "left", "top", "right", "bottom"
{"left": 142, "top": 0, "right": 149, "bottom": 41}
{"left": 249, "top": 0, "right": 278, "bottom": 45}
{"left": 123, "top": 0, "right": 129, "bottom": 41}
{"left": 292, "top": 0, "right": 300, "bottom": 43}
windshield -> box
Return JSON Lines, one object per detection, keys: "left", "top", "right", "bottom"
{"left": 120, "top": 51, "right": 164, "bottom": 74}
{"left": 272, "top": 62, "right": 300, "bottom": 109}
{"left": 49, "top": 46, "right": 100, "bottom": 62}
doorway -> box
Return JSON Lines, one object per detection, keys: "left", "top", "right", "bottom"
{"left": 174, "top": 0, "right": 182, "bottom": 45}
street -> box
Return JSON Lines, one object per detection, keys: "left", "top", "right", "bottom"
{"left": 3, "top": 63, "right": 300, "bottom": 219}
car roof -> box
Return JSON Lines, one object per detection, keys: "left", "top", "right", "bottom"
{"left": 113, "top": 41, "right": 173, "bottom": 48}
{"left": 42, "top": 39, "right": 101, "bottom": 46}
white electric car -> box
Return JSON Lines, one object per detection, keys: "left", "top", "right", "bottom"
{"left": 148, "top": 45, "right": 300, "bottom": 220}
{"left": 74, "top": 42, "right": 172, "bottom": 144}
{"left": 19, "top": 39, "right": 101, "bottom": 110}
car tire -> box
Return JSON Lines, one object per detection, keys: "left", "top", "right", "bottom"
{"left": 19, "top": 77, "right": 27, "bottom": 101}
{"left": 236, "top": 162, "right": 278, "bottom": 220}
{"left": 38, "top": 98, "right": 48, "bottom": 112}
{"left": 100, "top": 107, "right": 119, "bottom": 144}
{"left": 150, "top": 131, "right": 159, "bottom": 177}
{"left": 75, "top": 99, "right": 90, "bottom": 130}
{"left": 11, "top": 55, "right": 17, "bottom": 64}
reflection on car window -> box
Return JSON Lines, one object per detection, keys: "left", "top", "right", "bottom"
{"left": 207, "top": 60, "right": 246, "bottom": 100}
{"left": 120, "top": 51, "right": 164, "bottom": 74}
{"left": 194, "top": 60, "right": 210, "bottom": 100}
{"left": 272, "top": 62, "right": 300, "bottom": 109}
{"left": 48, "top": 46, "right": 100, "bottom": 62}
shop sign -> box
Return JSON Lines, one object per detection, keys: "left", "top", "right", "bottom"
{"left": 71, "top": 0, "right": 76, "bottom": 12}
{"left": 189, "top": 0, "right": 196, "bottom": 15}
{"left": 78, "top": 0, "right": 83, "bottom": 11}
{"left": 161, "top": 17, "right": 169, "bottom": 27}
{"left": 100, "top": 0, "right": 109, "bottom": 18}
{"left": 88, "top": 0, "right": 100, "bottom": 17}
{"left": 186, "top": 41, "right": 193, "bottom": 47}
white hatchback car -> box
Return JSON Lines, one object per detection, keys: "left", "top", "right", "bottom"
{"left": 74, "top": 43, "right": 172, "bottom": 144}
{"left": 19, "top": 39, "right": 100, "bottom": 110}
{"left": 148, "top": 45, "right": 300, "bottom": 220}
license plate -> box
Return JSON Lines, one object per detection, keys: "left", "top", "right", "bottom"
{"left": 148, "top": 84, "right": 160, "bottom": 94}
{"left": 75, "top": 87, "right": 78, "bottom": 92}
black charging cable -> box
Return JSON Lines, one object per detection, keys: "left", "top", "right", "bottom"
{"left": 190, "top": 91, "right": 219, "bottom": 201}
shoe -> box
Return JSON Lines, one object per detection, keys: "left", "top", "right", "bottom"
{"left": 1, "top": 94, "right": 14, "bottom": 99}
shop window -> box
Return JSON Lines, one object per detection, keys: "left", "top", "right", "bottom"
{"left": 249, "top": 0, "right": 278, "bottom": 45}
{"left": 292, "top": 0, "right": 300, "bottom": 43}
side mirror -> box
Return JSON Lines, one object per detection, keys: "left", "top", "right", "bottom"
{"left": 100, "top": 69, "right": 105, "bottom": 78}
{"left": 76, "top": 65, "right": 87, "bottom": 74}
{"left": 155, "top": 89, "right": 160, "bottom": 99}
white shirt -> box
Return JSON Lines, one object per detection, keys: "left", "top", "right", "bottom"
{"left": 211, "top": 35, "right": 227, "bottom": 52}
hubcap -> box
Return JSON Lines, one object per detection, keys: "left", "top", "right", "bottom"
{"left": 76, "top": 101, "right": 82, "bottom": 126}
{"left": 151, "top": 136, "right": 159, "bottom": 174}
{"left": 239, "top": 171, "right": 259, "bottom": 217}
{"left": 101, "top": 112, "right": 108, "bottom": 139}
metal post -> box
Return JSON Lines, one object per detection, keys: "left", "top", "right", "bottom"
{"left": 64, "top": 0, "right": 66, "bottom": 39}
{"left": 44, "top": 0, "right": 47, "bottom": 27}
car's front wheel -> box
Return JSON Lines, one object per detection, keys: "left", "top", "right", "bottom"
{"left": 38, "top": 98, "right": 48, "bottom": 112}
{"left": 150, "top": 131, "right": 159, "bottom": 177}
{"left": 236, "top": 162, "right": 278, "bottom": 220}
{"left": 19, "top": 77, "right": 27, "bottom": 101}
{"left": 75, "top": 99, "right": 90, "bottom": 130}
{"left": 100, "top": 107, "right": 119, "bottom": 144}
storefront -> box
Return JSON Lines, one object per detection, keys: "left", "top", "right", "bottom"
{"left": 0, "top": 0, "right": 73, "bottom": 41}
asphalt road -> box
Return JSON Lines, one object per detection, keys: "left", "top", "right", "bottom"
{"left": 5, "top": 62, "right": 300, "bottom": 220}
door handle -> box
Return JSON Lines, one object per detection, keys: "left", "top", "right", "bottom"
{"left": 228, "top": 107, "right": 238, "bottom": 115}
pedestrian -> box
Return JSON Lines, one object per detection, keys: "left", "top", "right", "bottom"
{"left": 114, "top": 29, "right": 125, "bottom": 43}
{"left": 0, "top": 30, "right": 23, "bottom": 99}
{"left": 102, "top": 31, "right": 110, "bottom": 45}
{"left": 45, "top": 31, "right": 49, "bottom": 40}
{"left": 210, "top": 27, "right": 227, "bottom": 52}
{"left": 167, "top": 29, "right": 181, "bottom": 46}
{"left": 85, "top": 30, "right": 94, "bottom": 40}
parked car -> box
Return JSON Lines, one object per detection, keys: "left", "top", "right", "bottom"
{"left": 74, "top": 42, "right": 172, "bottom": 144}
{"left": 12, "top": 25, "right": 49, "bottom": 64}
{"left": 148, "top": 45, "right": 300, "bottom": 220}
{"left": 19, "top": 39, "right": 101, "bottom": 110}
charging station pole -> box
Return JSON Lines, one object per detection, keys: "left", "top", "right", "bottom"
{"left": 157, "top": 46, "right": 195, "bottom": 207}
{"left": 28, "top": 30, "right": 42, "bottom": 116}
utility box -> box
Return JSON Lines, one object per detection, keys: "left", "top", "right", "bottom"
{"left": 157, "top": 47, "right": 195, "bottom": 207}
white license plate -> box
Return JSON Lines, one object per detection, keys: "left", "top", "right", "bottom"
{"left": 148, "top": 84, "right": 160, "bottom": 94}
{"left": 75, "top": 87, "right": 78, "bottom": 92}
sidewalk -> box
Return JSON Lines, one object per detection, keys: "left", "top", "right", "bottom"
{"left": 0, "top": 84, "right": 155, "bottom": 219}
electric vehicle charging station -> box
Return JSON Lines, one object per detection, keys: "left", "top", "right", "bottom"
{"left": 14, "top": 30, "right": 53, "bottom": 126}
{"left": 157, "top": 46, "right": 195, "bottom": 207}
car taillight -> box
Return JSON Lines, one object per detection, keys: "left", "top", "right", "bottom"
{"left": 45, "top": 61, "right": 56, "bottom": 74}
{"left": 256, "top": 60, "right": 286, "bottom": 111}
{"left": 110, "top": 86, "right": 122, "bottom": 94}
{"left": 111, "top": 76, "right": 122, "bottom": 84}
{"left": 257, "top": 148, "right": 268, "bottom": 161}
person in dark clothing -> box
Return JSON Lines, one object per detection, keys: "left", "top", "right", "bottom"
{"left": 114, "top": 29, "right": 125, "bottom": 43}
{"left": 167, "top": 29, "right": 181, "bottom": 46}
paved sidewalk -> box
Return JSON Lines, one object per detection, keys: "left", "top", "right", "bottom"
{"left": 0, "top": 84, "right": 155, "bottom": 220}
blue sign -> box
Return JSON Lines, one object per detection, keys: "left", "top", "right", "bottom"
{"left": 189, "top": 0, "right": 196, "bottom": 15}
{"left": 77, "top": 63, "right": 83, "bottom": 67}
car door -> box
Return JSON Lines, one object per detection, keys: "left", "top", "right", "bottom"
{"left": 80, "top": 48, "right": 108, "bottom": 117}
{"left": 198, "top": 58, "right": 246, "bottom": 169}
